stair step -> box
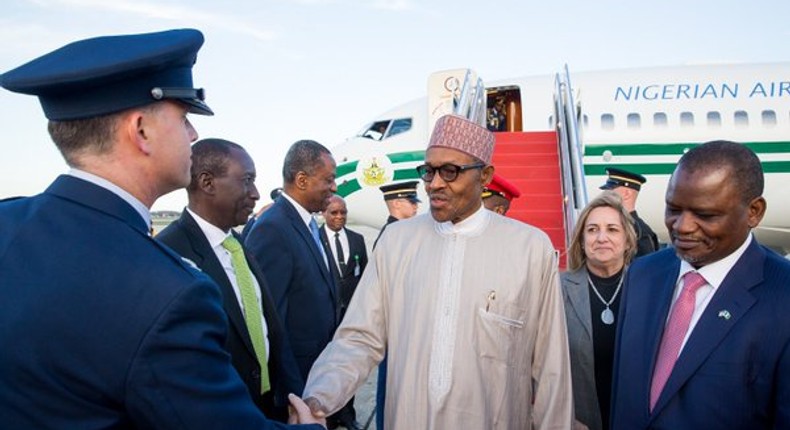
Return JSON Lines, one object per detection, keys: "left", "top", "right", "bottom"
{"left": 491, "top": 130, "right": 568, "bottom": 269}
{"left": 491, "top": 153, "right": 558, "bottom": 166}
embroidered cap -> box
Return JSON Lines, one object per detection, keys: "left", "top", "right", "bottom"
{"left": 0, "top": 28, "right": 213, "bottom": 120}
{"left": 428, "top": 114, "right": 495, "bottom": 164}
{"left": 599, "top": 167, "right": 647, "bottom": 191}
{"left": 482, "top": 173, "right": 521, "bottom": 202}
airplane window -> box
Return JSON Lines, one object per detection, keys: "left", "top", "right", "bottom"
{"left": 601, "top": 114, "right": 614, "bottom": 130}
{"left": 654, "top": 112, "right": 668, "bottom": 128}
{"left": 734, "top": 111, "right": 748, "bottom": 127}
{"left": 360, "top": 120, "right": 390, "bottom": 140}
{"left": 680, "top": 112, "right": 694, "bottom": 128}
{"left": 762, "top": 110, "right": 776, "bottom": 127}
{"left": 707, "top": 112, "right": 721, "bottom": 127}
{"left": 548, "top": 115, "right": 554, "bottom": 129}
{"left": 627, "top": 113, "right": 641, "bottom": 129}
{"left": 388, "top": 118, "right": 412, "bottom": 137}
{"left": 583, "top": 114, "right": 589, "bottom": 128}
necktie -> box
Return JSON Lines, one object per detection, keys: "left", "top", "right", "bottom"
{"left": 221, "top": 236, "right": 270, "bottom": 394}
{"left": 309, "top": 218, "right": 328, "bottom": 268}
{"left": 649, "top": 271, "right": 707, "bottom": 410}
{"left": 334, "top": 232, "right": 347, "bottom": 273}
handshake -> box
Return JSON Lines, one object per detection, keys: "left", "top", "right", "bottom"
{"left": 287, "top": 394, "right": 329, "bottom": 427}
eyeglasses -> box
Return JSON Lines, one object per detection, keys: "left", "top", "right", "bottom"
{"left": 415, "top": 162, "right": 485, "bottom": 182}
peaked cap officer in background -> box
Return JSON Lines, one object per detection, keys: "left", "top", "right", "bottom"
{"left": 0, "top": 29, "right": 323, "bottom": 429}
{"left": 372, "top": 180, "right": 420, "bottom": 250}
{"left": 600, "top": 167, "right": 659, "bottom": 257}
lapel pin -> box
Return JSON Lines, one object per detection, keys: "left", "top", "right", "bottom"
{"left": 718, "top": 310, "right": 731, "bottom": 320}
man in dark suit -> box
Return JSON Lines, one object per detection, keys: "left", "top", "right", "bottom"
{"left": 319, "top": 195, "right": 368, "bottom": 430}
{"left": 0, "top": 30, "right": 322, "bottom": 429}
{"left": 156, "top": 138, "right": 303, "bottom": 421}
{"left": 245, "top": 140, "right": 339, "bottom": 382}
{"left": 599, "top": 167, "right": 659, "bottom": 257}
{"left": 611, "top": 140, "right": 790, "bottom": 429}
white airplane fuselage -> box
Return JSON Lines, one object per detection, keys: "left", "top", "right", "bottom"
{"left": 332, "top": 63, "right": 790, "bottom": 254}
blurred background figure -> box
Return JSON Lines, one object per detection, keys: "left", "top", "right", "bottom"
{"left": 482, "top": 173, "right": 521, "bottom": 216}
{"left": 241, "top": 187, "right": 283, "bottom": 241}
{"left": 319, "top": 195, "right": 368, "bottom": 430}
{"left": 372, "top": 180, "right": 420, "bottom": 249}
{"left": 599, "top": 167, "right": 658, "bottom": 257}
{"left": 562, "top": 191, "right": 637, "bottom": 430}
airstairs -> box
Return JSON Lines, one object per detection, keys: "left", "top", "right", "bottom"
{"left": 435, "top": 67, "right": 588, "bottom": 269}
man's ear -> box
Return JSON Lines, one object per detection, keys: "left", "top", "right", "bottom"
{"left": 747, "top": 196, "right": 767, "bottom": 228}
{"left": 122, "top": 109, "right": 152, "bottom": 155}
{"left": 295, "top": 171, "right": 309, "bottom": 191}
{"left": 481, "top": 165, "right": 495, "bottom": 186}
{"left": 197, "top": 171, "right": 215, "bottom": 194}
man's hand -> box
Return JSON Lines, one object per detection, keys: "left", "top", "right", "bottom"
{"left": 287, "top": 393, "right": 327, "bottom": 427}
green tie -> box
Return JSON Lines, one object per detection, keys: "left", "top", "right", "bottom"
{"left": 222, "top": 236, "right": 270, "bottom": 394}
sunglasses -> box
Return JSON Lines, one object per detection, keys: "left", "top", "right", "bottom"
{"left": 416, "top": 162, "right": 485, "bottom": 182}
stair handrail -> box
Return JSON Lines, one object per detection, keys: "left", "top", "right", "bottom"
{"left": 553, "top": 66, "right": 588, "bottom": 252}
{"left": 563, "top": 64, "right": 588, "bottom": 212}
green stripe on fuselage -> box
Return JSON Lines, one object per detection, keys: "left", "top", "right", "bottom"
{"left": 583, "top": 141, "right": 790, "bottom": 175}
{"left": 584, "top": 141, "right": 790, "bottom": 156}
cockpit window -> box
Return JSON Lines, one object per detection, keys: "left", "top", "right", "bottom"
{"left": 388, "top": 118, "right": 412, "bottom": 137}
{"left": 357, "top": 118, "right": 412, "bottom": 141}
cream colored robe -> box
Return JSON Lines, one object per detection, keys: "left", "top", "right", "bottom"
{"left": 304, "top": 207, "right": 572, "bottom": 429}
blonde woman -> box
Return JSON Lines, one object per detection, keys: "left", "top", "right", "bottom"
{"left": 562, "top": 191, "right": 637, "bottom": 430}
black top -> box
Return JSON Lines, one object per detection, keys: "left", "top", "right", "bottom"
{"left": 632, "top": 210, "right": 659, "bottom": 257}
{"left": 588, "top": 268, "right": 624, "bottom": 430}
{"left": 372, "top": 215, "right": 399, "bottom": 250}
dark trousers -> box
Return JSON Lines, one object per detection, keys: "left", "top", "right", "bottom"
{"left": 375, "top": 355, "right": 387, "bottom": 429}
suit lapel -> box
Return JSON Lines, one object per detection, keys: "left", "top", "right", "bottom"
{"left": 179, "top": 211, "right": 256, "bottom": 356}
{"left": 652, "top": 241, "right": 762, "bottom": 414}
{"left": 281, "top": 199, "right": 337, "bottom": 299}
{"left": 565, "top": 268, "right": 594, "bottom": 340}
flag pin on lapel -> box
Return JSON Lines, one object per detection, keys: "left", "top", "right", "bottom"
{"left": 718, "top": 310, "right": 731, "bottom": 320}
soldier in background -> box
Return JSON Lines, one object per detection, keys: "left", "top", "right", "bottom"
{"left": 599, "top": 167, "right": 659, "bottom": 257}
{"left": 482, "top": 173, "right": 521, "bottom": 216}
{"left": 372, "top": 180, "right": 420, "bottom": 249}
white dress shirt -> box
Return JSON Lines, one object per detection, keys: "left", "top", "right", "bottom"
{"left": 187, "top": 208, "right": 269, "bottom": 359}
{"left": 670, "top": 233, "right": 753, "bottom": 352}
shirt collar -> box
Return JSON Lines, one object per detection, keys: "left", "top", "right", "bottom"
{"left": 324, "top": 224, "right": 346, "bottom": 239}
{"left": 68, "top": 168, "right": 151, "bottom": 230}
{"left": 434, "top": 204, "right": 489, "bottom": 237}
{"left": 187, "top": 207, "right": 232, "bottom": 249}
{"left": 281, "top": 191, "right": 315, "bottom": 228}
{"left": 678, "top": 233, "right": 754, "bottom": 289}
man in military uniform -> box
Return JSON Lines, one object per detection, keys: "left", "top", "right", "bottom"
{"left": 599, "top": 167, "right": 659, "bottom": 257}
{"left": 482, "top": 173, "right": 521, "bottom": 216}
{"left": 0, "top": 29, "right": 322, "bottom": 429}
{"left": 372, "top": 180, "right": 420, "bottom": 249}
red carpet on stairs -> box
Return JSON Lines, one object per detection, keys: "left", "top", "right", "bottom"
{"left": 492, "top": 131, "right": 568, "bottom": 269}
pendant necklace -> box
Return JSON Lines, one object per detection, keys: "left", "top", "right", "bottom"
{"left": 587, "top": 272, "right": 624, "bottom": 325}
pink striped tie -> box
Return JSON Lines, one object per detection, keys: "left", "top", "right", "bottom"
{"left": 649, "top": 271, "right": 707, "bottom": 411}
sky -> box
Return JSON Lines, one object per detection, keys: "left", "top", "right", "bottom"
{"left": 1, "top": 0, "right": 789, "bottom": 211}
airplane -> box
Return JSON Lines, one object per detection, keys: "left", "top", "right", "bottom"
{"left": 330, "top": 63, "right": 790, "bottom": 258}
